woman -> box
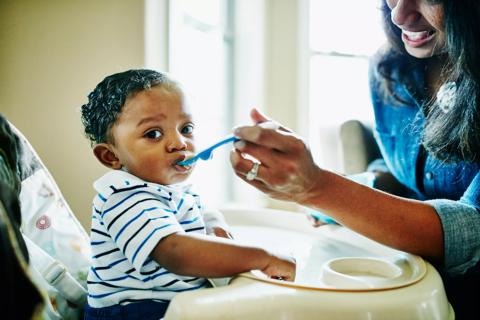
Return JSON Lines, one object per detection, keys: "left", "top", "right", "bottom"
{"left": 230, "top": 0, "right": 480, "bottom": 317}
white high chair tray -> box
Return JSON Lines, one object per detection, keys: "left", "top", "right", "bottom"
{"left": 165, "top": 206, "right": 454, "bottom": 320}
{"left": 239, "top": 228, "right": 427, "bottom": 292}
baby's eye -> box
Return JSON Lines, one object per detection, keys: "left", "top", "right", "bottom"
{"left": 181, "top": 124, "right": 194, "bottom": 135}
{"left": 144, "top": 130, "right": 162, "bottom": 139}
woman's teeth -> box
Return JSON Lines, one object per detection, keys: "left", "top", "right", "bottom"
{"left": 403, "top": 30, "right": 435, "bottom": 41}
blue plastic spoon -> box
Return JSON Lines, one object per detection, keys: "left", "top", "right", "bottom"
{"left": 177, "top": 135, "right": 240, "bottom": 166}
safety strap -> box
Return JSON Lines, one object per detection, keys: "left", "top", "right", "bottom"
{"left": 23, "top": 235, "right": 87, "bottom": 306}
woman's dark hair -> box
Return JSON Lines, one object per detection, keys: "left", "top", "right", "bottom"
{"left": 0, "top": 114, "right": 44, "bottom": 318}
{"left": 0, "top": 182, "right": 44, "bottom": 319}
{"left": 0, "top": 114, "right": 21, "bottom": 195}
{"left": 81, "top": 69, "right": 180, "bottom": 145}
{"left": 377, "top": 0, "right": 480, "bottom": 163}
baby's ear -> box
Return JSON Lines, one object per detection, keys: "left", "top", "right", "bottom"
{"left": 93, "top": 143, "right": 122, "bottom": 170}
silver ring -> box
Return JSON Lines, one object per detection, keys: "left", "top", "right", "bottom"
{"left": 246, "top": 162, "right": 260, "bottom": 181}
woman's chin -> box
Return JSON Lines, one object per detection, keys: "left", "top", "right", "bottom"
{"left": 404, "top": 44, "right": 444, "bottom": 59}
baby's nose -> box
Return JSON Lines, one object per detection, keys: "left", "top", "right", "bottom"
{"left": 166, "top": 134, "right": 188, "bottom": 152}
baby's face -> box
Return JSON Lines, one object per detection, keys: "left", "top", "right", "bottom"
{"left": 109, "top": 86, "right": 196, "bottom": 185}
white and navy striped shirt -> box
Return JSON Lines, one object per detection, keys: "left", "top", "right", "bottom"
{"left": 87, "top": 170, "right": 209, "bottom": 308}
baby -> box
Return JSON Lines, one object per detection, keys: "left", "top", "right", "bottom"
{"left": 80, "top": 69, "right": 295, "bottom": 320}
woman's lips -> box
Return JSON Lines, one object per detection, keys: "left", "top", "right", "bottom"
{"left": 402, "top": 29, "right": 436, "bottom": 48}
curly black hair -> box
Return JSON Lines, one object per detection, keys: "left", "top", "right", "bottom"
{"left": 80, "top": 69, "right": 179, "bottom": 145}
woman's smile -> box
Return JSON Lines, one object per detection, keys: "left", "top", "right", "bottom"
{"left": 401, "top": 29, "right": 436, "bottom": 48}
{"left": 386, "top": 0, "right": 445, "bottom": 58}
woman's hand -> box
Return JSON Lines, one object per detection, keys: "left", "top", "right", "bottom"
{"left": 230, "top": 108, "right": 324, "bottom": 204}
{"left": 229, "top": 109, "right": 444, "bottom": 262}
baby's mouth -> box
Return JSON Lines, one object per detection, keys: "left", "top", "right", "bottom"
{"left": 174, "top": 155, "right": 192, "bottom": 170}
{"left": 175, "top": 163, "right": 191, "bottom": 172}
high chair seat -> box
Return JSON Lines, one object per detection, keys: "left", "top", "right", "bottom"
{"left": 8, "top": 121, "right": 91, "bottom": 319}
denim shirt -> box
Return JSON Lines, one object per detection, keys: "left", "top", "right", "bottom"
{"left": 369, "top": 59, "right": 480, "bottom": 275}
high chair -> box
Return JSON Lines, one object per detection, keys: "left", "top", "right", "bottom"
{"left": 8, "top": 119, "right": 453, "bottom": 319}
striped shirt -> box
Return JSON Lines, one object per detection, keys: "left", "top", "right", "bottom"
{"left": 87, "top": 170, "right": 209, "bottom": 308}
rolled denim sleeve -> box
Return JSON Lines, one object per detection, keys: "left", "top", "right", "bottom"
{"left": 427, "top": 199, "right": 480, "bottom": 275}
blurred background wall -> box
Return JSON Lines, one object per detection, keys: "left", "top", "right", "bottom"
{"left": 0, "top": 0, "right": 145, "bottom": 228}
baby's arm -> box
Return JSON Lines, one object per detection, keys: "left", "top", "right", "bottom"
{"left": 151, "top": 233, "right": 296, "bottom": 281}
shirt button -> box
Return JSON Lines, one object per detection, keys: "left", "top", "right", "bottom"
{"left": 425, "top": 172, "right": 433, "bottom": 180}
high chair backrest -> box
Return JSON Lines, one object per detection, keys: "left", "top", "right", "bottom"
{"left": 339, "top": 120, "right": 381, "bottom": 175}
{"left": 9, "top": 121, "right": 91, "bottom": 319}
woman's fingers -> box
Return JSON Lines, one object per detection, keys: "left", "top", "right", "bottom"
{"left": 250, "top": 108, "right": 269, "bottom": 123}
{"left": 230, "top": 108, "right": 324, "bottom": 203}
{"left": 250, "top": 108, "right": 292, "bottom": 133}
{"left": 234, "top": 125, "right": 302, "bottom": 154}
{"left": 232, "top": 140, "right": 277, "bottom": 169}
{"left": 230, "top": 137, "right": 322, "bottom": 204}
{"left": 230, "top": 150, "right": 268, "bottom": 182}
{"left": 230, "top": 149, "right": 301, "bottom": 202}
{"left": 233, "top": 109, "right": 295, "bottom": 154}
{"left": 230, "top": 150, "right": 282, "bottom": 193}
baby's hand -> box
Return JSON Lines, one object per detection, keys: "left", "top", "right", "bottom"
{"left": 261, "top": 253, "right": 296, "bottom": 282}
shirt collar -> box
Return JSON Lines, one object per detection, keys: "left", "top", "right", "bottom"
{"left": 94, "top": 170, "right": 192, "bottom": 199}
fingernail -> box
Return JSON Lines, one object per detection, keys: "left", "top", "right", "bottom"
{"left": 258, "top": 121, "right": 279, "bottom": 130}
{"left": 234, "top": 140, "right": 246, "bottom": 149}
{"left": 229, "top": 151, "right": 239, "bottom": 165}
